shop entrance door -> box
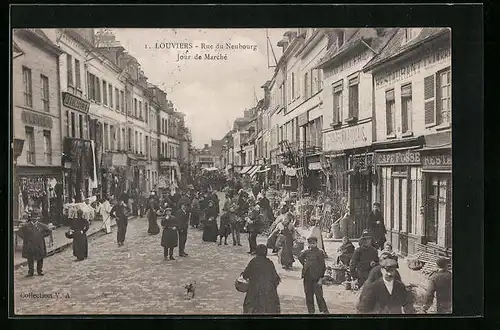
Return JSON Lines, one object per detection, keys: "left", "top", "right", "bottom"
{"left": 350, "top": 172, "right": 372, "bottom": 238}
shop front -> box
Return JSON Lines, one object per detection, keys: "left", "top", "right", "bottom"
{"left": 374, "top": 144, "right": 423, "bottom": 256}
{"left": 305, "top": 155, "right": 324, "bottom": 193}
{"left": 349, "top": 151, "right": 374, "bottom": 238}
{"left": 101, "top": 151, "right": 128, "bottom": 199}
{"left": 16, "top": 166, "right": 63, "bottom": 226}
{"left": 421, "top": 132, "right": 452, "bottom": 250}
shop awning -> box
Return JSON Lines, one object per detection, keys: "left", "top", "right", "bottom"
{"left": 240, "top": 166, "right": 252, "bottom": 174}
{"left": 308, "top": 162, "right": 322, "bottom": 170}
{"left": 257, "top": 167, "right": 271, "bottom": 173}
{"left": 248, "top": 166, "right": 260, "bottom": 177}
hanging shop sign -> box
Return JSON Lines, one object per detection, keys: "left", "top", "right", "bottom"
{"left": 375, "top": 149, "right": 421, "bottom": 166}
{"left": 21, "top": 110, "right": 53, "bottom": 129}
{"left": 422, "top": 150, "right": 452, "bottom": 171}
{"left": 323, "top": 121, "right": 372, "bottom": 152}
{"left": 62, "top": 92, "right": 90, "bottom": 113}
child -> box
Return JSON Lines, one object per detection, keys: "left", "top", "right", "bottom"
{"left": 218, "top": 206, "right": 233, "bottom": 245}
{"left": 297, "top": 236, "right": 330, "bottom": 314}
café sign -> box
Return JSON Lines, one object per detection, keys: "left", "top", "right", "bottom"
{"left": 323, "top": 121, "right": 372, "bottom": 152}
{"left": 21, "top": 110, "right": 53, "bottom": 129}
{"left": 62, "top": 92, "right": 90, "bottom": 113}
{"left": 422, "top": 152, "right": 451, "bottom": 171}
{"left": 375, "top": 149, "right": 421, "bottom": 166}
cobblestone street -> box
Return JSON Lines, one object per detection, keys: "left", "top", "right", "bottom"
{"left": 14, "top": 212, "right": 359, "bottom": 315}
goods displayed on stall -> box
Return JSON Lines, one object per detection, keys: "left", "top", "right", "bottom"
{"left": 63, "top": 196, "right": 97, "bottom": 224}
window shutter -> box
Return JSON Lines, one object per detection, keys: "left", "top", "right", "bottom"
{"left": 424, "top": 75, "right": 436, "bottom": 125}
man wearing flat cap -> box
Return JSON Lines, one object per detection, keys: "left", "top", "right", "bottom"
{"left": 350, "top": 233, "right": 379, "bottom": 287}
{"left": 357, "top": 253, "right": 415, "bottom": 314}
{"left": 365, "top": 252, "right": 402, "bottom": 286}
{"left": 423, "top": 257, "right": 452, "bottom": 313}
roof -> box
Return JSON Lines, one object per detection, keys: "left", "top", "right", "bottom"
{"left": 14, "top": 29, "right": 62, "bottom": 55}
{"left": 363, "top": 28, "right": 450, "bottom": 72}
{"left": 316, "top": 28, "right": 396, "bottom": 69}
{"left": 12, "top": 40, "right": 24, "bottom": 54}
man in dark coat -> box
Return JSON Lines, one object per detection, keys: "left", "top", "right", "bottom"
{"left": 357, "top": 254, "right": 415, "bottom": 314}
{"left": 110, "top": 200, "right": 128, "bottom": 246}
{"left": 297, "top": 236, "right": 330, "bottom": 314}
{"left": 350, "top": 235, "right": 379, "bottom": 287}
{"left": 17, "top": 214, "right": 52, "bottom": 277}
{"left": 423, "top": 257, "right": 452, "bottom": 313}
{"left": 252, "top": 181, "right": 261, "bottom": 200}
{"left": 161, "top": 207, "right": 179, "bottom": 260}
{"left": 368, "top": 203, "right": 387, "bottom": 250}
{"left": 365, "top": 252, "right": 402, "bottom": 285}
{"left": 246, "top": 205, "right": 264, "bottom": 255}
{"left": 258, "top": 191, "right": 274, "bottom": 226}
{"left": 175, "top": 203, "right": 190, "bottom": 257}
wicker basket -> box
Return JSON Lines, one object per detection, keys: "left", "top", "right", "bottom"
{"left": 331, "top": 268, "right": 346, "bottom": 284}
{"left": 235, "top": 276, "right": 249, "bottom": 293}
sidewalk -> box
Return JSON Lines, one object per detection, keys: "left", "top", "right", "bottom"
{"left": 14, "top": 215, "right": 139, "bottom": 270}
{"left": 296, "top": 227, "right": 430, "bottom": 289}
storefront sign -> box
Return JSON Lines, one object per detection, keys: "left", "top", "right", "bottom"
{"left": 375, "top": 149, "right": 421, "bottom": 166}
{"left": 62, "top": 92, "right": 90, "bottom": 113}
{"left": 422, "top": 152, "right": 452, "bottom": 171}
{"left": 324, "top": 121, "right": 372, "bottom": 152}
{"left": 325, "top": 50, "right": 370, "bottom": 78}
{"left": 21, "top": 111, "right": 53, "bottom": 129}
{"left": 160, "top": 161, "right": 175, "bottom": 168}
{"left": 375, "top": 45, "right": 451, "bottom": 89}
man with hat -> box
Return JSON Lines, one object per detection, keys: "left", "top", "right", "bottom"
{"left": 368, "top": 202, "right": 387, "bottom": 250}
{"left": 161, "top": 206, "right": 179, "bottom": 260}
{"left": 350, "top": 232, "right": 379, "bottom": 287}
{"left": 423, "top": 257, "right": 452, "bottom": 313}
{"left": 110, "top": 199, "right": 128, "bottom": 246}
{"left": 356, "top": 253, "right": 415, "bottom": 314}
{"left": 175, "top": 202, "right": 190, "bottom": 257}
{"left": 365, "top": 252, "right": 402, "bottom": 286}
{"left": 297, "top": 236, "right": 329, "bottom": 314}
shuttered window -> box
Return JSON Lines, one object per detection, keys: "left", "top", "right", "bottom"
{"left": 332, "top": 80, "right": 343, "bottom": 124}
{"left": 386, "top": 89, "right": 395, "bottom": 135}
{"left": 424, "top": 75, "right": 436, "bottom": 125}
{"left": 348, "top": 76, "right": 359, "bottom": 119}
{"left": 401, "top": 83, "right": 412, "bottom": 133}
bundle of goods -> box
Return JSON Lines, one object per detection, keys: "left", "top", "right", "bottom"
{"left": 323, "top": 264, "right": 348, "bottom": 285}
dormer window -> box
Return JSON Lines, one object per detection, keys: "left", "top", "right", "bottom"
{"left": 337, "top": 30, "right": 345, "bottom": 48}
{"left": 404, "top": 28, "right": 422, "bottom": 43}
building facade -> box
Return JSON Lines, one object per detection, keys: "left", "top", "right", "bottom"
{"left": 12, "top": 29, "right": 64, "bottom": 223}
{"left": 364, "top": 27, "right": 452, "bottom": 255}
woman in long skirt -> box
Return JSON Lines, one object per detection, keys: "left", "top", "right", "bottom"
{"left": 202, "top": 200, "right": 219, "bottom": 242}
{"left": 147, "top": 201, "right": 160, "bottom": 235}
{"left": 72, "top": 210, "right": 89, "bottom": 261}
{"left": 277, "top": 217, "right": 295, "bottom": 270}
{"left": 241, "top": 244, "right": 281, "bottom": 314}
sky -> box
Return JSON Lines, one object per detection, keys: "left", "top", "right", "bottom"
{"left": 110, "top": 28, "right": 288, "bottom": 148}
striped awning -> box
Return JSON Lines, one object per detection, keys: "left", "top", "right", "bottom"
{"left": 248, "top": 166, "right": 260, "bottom": 177}
{"left": 240, "top": 166, "right": 252, "bottom": 174}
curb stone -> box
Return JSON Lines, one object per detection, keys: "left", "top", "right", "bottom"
{"left": 14, "top": 216, "right": 139, "bottom": 270}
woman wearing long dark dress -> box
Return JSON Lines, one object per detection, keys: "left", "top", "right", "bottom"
{"left": 147, "top": 202, "right": 160, "bottom": 235}
{"left": 190, "top": 194, "right": 201, "bottom": 228}
{"left": 72, "top": 210, "right": 90, "bottom": 261}
{"left": 276, "top": 214, "right": 295, "bottom": 270}
{"left": 160, "top": 208, "right": 179, "bottom": 260}
{"left": 241, "top": 244, "right": 281, "bottom": 314}
{"left": 202, "top": 200, "right": 219, "bottom": 242}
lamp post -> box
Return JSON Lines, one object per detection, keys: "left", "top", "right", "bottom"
{"left": 13, "top": 139, "right": 24, "bottom": 222}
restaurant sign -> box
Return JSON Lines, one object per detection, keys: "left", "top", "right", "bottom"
{"left": 422, "top": 151, "right": 451, "bottom": 171}
{"left": 62, "top": 92, "right": 90, "bottom": 113}
{"left": 375, "top": 149, "right": 421, "bottom": 166}
{"left": 21, "top": 110, "right": 53, "bottom": 129}
{"left": 323, "top": 121, "right": 371, "bottom": 152}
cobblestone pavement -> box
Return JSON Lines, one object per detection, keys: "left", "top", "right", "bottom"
{"left": 14, "top": 197, "right": 359, "bottom": 315}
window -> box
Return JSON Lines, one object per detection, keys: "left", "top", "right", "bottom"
{"left": 103, "top": 123, "right": 108, "bottom": 150}
{"left": 404, "top": 28, "right": 421, "bottom": 43}
{"left": 139, "top": 101, "right": 143, "bottom": 119}
{"left": 146, "top": 136, "right": 149, "bottom": 157}
{"left": 337, "top": 31, "right": 345, "bottom": 48}
{"left": 79, "top": 114, "right": 84, "bottom": 138}
{"left": 71, "top": 112, "right": 76, "bottom": 137}
{"left": 117, "top": 126, "right": 122, "bottom": 150}
{"left": 426, "top": 175, "right": 452, "bottom": 247}
{"left": 40, "top": 75, "right": 50, "bottom": 112}
{"left": 145, "top": 103, "right": 148, "bottom": 123}
{"left": 87, "top": 73, "right": 101, "bottom": 103}
{"left": 96, "top": 77, "right": 101, "bottom": 103}
{"left": 134, "top": 98, "right": 137, "bottom": 117}
{"left": 67, "top": 54, "right": 73, "bottom": 86}
{"left": 43, "top": 130, "right": 52, "bottom": 165}
{"left": 25, "top": 126, "right": 35, "bottom": 164}
{"left": 332, "top": 81, "right": 343, "bottom": 125}
{"left": 348, "top": 76, "right": 359, "bottom": 120}
{"left": 75, "top": 59, "right": 81, "bottom": 89}
{"left": 108, "top": 83, "right": 113, "bottom": 108}
{"left": 65, "top": 111, "right": 70, "bottom": 137}
{"left": 135, "top": 131, "right": 138, "bottom": 153}
{"left": 115, "top": 88, "right": 119, "bottom": 111}
{"left": 102, "top": 80, "right": 108, "bottom": 105}
{"left": 401, "top": 84, "right": 412, "bottom": 134}
{"left": 304, "top": 72, "right": 310, "bottom": 99}
{"left": 291, "top": 73, "right": 295, "bottom": 101}
{"left": 110, "top": 125, "right": 115, "bottom": 150}
{"left": 22, "top": 67, "right": 33, "bottom": 107}
{"left": 128, "top": 128, "right": 132, "bottom": 151}
{"left": 437, "top": 68, "right": 451, "bottom": 125}
{"left": 140, "top": 133, "right": 143, "bottom": 154}
{"left": 385, "top": 89, "right": 395, "bottom": 135}
{"left": 120, "top": 91, "right": 125, "bottom": 113}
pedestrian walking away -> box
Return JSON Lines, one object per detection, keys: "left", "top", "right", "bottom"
{"left": 218, "top": 207, "right": 232, "bottom": 245}
{"left": 241, "top": 244, "right": 281, "bottom": 314}
{"left": 161, "top": 207, "right": 179, "bottom": 260}
{"left": 71, "top": 209, "right": 90, "bottom": 261}
{"left": 297, "top": 236, "right": 329, "bottom": 314}
{"left": 423, "top": 258, "right": 452, "bottom": 314}
{"left": 147, "top": 201, "right": 160, "bottom": 235}
{"left": 16, "top": 211, "right": 53, "bottom": 277}
{"left": 110, "top": 199, "right": 128, "bottom": 246}
{"left": 176, "top": 203, "right": 190, "bottom": 257}
{"left": 246, "top": 204, "right": 264, "bottom": 255}
{"left": 202, "top": 200, "right": 219, "bottom": 242}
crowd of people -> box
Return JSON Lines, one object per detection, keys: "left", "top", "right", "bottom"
{"left": 16, "top": 170, "right": 451, "bottom": 315}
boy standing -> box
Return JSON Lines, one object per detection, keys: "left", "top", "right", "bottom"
{"left": 297, "top": 236, "right": 330, "bottom": 314}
